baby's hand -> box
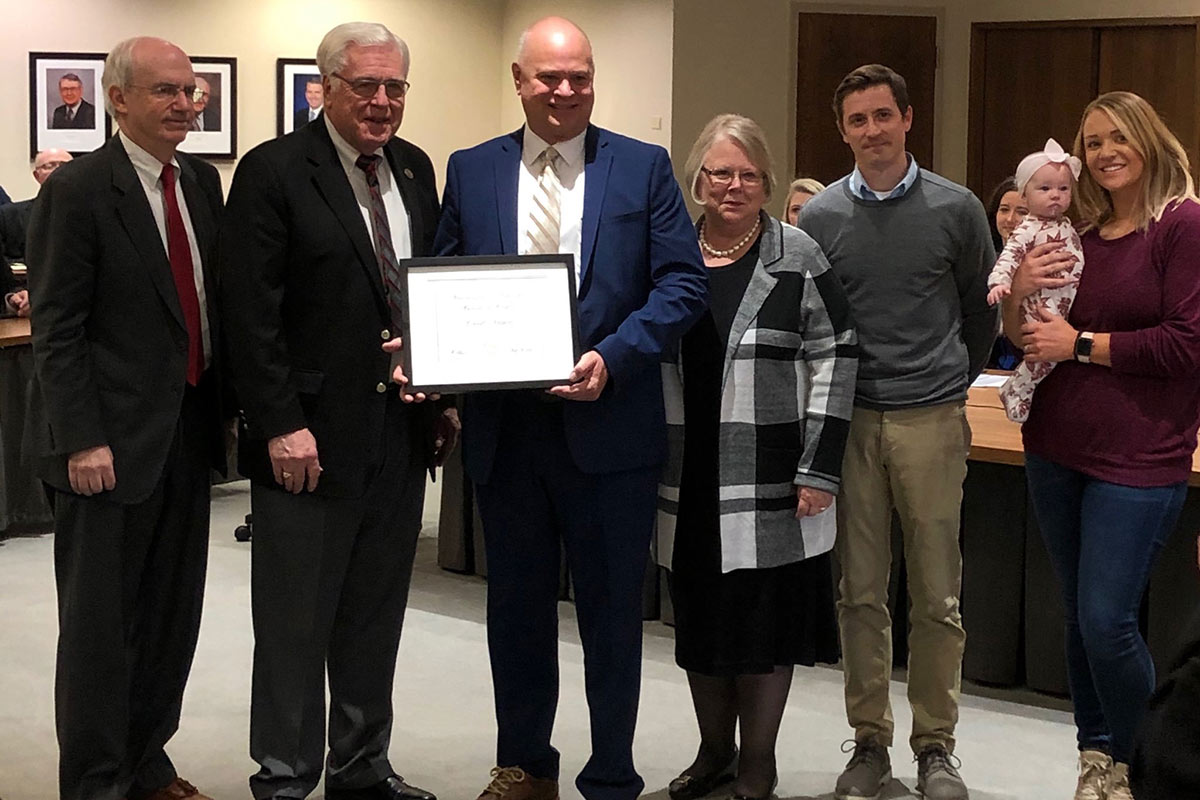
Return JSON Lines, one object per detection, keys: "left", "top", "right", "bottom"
{"left": 987, "top": 284, "right": 1011, "bottom": 305}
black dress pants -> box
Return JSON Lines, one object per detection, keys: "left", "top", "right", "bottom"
{"left": 248, "top": 398, "right": 426, "bottom": 799}
{"left": 54, "top": 387, "right": 212, "bottom": 800}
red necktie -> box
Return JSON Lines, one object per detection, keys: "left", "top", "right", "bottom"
{"left": 159, "top": 164, "right": 204, "bottom": 385}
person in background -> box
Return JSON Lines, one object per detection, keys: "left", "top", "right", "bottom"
{"left": 796, "top": 63, "right": 995, "bottom": 800}
{"left": 783, "top": 176, "right": 825, "bottom": 225}
{"left": 658, "top": 113, "right": 856, "bottom": 800}
{"left": 1006, "top": 90, "right": 1200, "bottom": 800}
{"left": 985, "top": 176, "right": 1028, "bottom": 370}
{"left": 28, "top": 36, "right": 226, "bottom": 800}
{"left": 2, "top": 149, "right": 73, "bottom": 317}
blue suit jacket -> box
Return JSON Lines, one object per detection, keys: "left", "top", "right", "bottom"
{"left": 435, "top": 125, "right": 707, "bottom": 484}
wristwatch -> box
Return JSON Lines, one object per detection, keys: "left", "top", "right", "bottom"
{"left": 1074, "top": 331, "right": 1095, "bottom": 364}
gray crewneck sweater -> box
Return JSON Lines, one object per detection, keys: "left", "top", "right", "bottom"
{"left": 796, "top": 169, "right": 996, "bottom": 410}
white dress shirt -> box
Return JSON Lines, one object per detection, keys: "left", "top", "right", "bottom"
{"left": 518, "top": 127, "right": 585, "bottom": 284}
{"left": 119, "top": 130, "right": 211, "bottom": 368}
{"left": 324, "top": 115, "right": 412, "bottom": 261}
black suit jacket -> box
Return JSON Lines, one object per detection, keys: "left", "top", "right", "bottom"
{"left": 26, "top": 135, "right": 226, "bottom": 503}
{"left": 0, "top": 199, "right": 33, "bottom": 262}
{"left": 51, "top": 99, "right": 96, "bottom": 129}
{"left": 219, "top": 119, "right": 441, "bottom": 497}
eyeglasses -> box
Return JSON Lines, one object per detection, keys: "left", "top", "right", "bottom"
{"left": 129, "top": 83, "right": 205, "bottom": 104}
{"left": 700, "top": 167, "right": 763, "bottom": 187}
{"left": 332, "top": 73, "right": 410, "bottom": 100}
{"left": 34, "top": 161, "right": 70, "bottom": 173}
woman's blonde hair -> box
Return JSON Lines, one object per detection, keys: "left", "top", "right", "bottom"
{"left": 1073, "top": 91, "right": 1197, "bottom": 231}
{"left": 786, "top": 177, "right": 826, "bottom": 199}
{"left": 683, "top": 113, "right": 777, "bottom": 204}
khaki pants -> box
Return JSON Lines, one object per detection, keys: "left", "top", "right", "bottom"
{"left": 836, "top": 401, "right": 970, "bottom": 754}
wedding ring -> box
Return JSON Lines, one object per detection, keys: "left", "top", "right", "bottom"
{"left": 281, "top": 471, "right": 294, "bottom": 479}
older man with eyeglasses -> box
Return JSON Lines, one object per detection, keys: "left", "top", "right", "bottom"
{"left": 28, "top": 37, "right": 226, "bottom": 800}
{"left": 220, "top": 21, "right": 457, "bottom": 800}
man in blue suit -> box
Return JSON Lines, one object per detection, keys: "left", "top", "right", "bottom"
{"left": 434, "top": 16, "right": 707, "bottom": 800}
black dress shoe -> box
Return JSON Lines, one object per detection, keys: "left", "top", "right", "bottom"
{"left": 326, "top": 775, "right": 436, "bottom": 800}
{"left": 667, "top": 748, "right": 738, "bottom": 800}
{"left": 730, "top": 772, "right": 777, "bottom": 800}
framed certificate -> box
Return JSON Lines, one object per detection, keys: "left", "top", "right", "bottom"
{"left": 400, "top": 254, "right": 580, "bottom": 393}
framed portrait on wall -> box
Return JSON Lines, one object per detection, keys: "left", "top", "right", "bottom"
{"left": 277, "top": 58, "right": 323, "bottom": 137}
{"left": 29, "top": 51, "right": 111, "bottom": 158}
{"left": 177, "top": 56, "right": 237, "bottom": 159}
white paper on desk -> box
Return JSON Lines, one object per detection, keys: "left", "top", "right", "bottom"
{"left": 407, "top": 267, "right": 576, "bottom": 387}
{"left": 971, "top": 373, "right": 1008, "bottom": 388}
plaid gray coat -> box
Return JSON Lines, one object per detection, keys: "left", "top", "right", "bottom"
{"left": 655, "top": 215, "right": 858, "bottom": 573}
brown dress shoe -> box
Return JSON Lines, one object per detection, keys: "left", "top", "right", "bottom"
{"left": 139, "top": 778, "right": 212, "bottom": 800}
{"left": 476, "top": 767, "right": 558, "bottom": 800}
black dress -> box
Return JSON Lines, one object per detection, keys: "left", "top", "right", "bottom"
{"left": 668, "top": 240, "right": 839, "bottom": 677}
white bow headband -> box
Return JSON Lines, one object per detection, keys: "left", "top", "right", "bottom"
{"left": 1015, "top": 138, "right": 1082, "bottom": 194}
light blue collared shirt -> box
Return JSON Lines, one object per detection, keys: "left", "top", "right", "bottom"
{"left": 848, "top": 153, "right": 920, "bottom": 201}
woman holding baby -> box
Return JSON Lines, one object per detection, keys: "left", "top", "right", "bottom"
{"left": 1002, "top": 92, "right": 1200, "bottom": 800}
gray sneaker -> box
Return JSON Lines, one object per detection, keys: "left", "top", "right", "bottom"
{"left": 915, "top": 745, "right": 969, "bottom": 800}
{"left": 834, "top": 740, "right": 892, "bottom": 800}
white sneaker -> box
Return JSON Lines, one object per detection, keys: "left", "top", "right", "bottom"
{"left": 1105, "top": 761, "right": 1133, "bottom": 800}
{"left": 1075, "top": 750, "right": 1112, "bottom": 800}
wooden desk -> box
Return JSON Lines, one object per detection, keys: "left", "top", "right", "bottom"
{"left": 0, "top": 317, "right": 30, "bottom": 348}
{"left": 965, "top": 381, "right": 1200, "bottom": 485}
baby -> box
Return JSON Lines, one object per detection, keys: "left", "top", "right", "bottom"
{"left": 986, "top": 138, "right": 1085, "bottom": 423}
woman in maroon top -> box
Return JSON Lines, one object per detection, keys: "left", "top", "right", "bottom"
{"left": 1003, "top": 91, "right": 1200, "bottom": 800}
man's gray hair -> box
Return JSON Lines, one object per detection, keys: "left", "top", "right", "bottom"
{"left": 317, "top": 22, "right": 409, "bottom": 76}
{"left": 101, "top": 37, "right": 144, "bottom": 117}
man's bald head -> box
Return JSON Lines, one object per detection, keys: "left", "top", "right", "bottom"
{"left": 32, "top": 149, "right": 73, "bottom": 184}
{"left": 512, "top": 16, "right": 595, "bottom": 144}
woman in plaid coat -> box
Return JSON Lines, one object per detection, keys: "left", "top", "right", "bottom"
{"left": 656, "top": 115, "right": 858, "bottom": 800}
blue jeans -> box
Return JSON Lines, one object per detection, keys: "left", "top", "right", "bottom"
{"left": 1025, "top": 454, "right": 1186, "bottom": 763}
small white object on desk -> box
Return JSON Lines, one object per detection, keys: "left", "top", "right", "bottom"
{"left": 972, "top": 373, "right": 1009, "bottom": 388}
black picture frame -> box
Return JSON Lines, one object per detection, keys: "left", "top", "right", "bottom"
{"left": 29, "top": 51, "right": 112, "bottom": 158}
{"left": 276, "top": 58, "right": 322, "bottom": 137}
{"left": 400, "top": 254, "right": 582, "bottom": 394}
{"left": 177, "top": 55, "right": 237, "bottom": 159}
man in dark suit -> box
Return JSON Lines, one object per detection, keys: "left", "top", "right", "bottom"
{"left": 50, "top": 73, "right": 97, "bottom": 129}
{"left": 293, "top": 76, "right": 324, "bottom": 130}
{"left": 220, "top": 21, "right": 457, "bottom": 800}
{"left": 28, "top": 36, "right": 225, "bottom": 800}
{"left": 2, "top": 149, "right": 72, "bottom": 316}
{"left": 435, "top": 16, "right": 707, "bottom": 800}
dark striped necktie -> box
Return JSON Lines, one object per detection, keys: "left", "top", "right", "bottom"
{"left": 354, "top": 154, "right": 404, "bottom": 328}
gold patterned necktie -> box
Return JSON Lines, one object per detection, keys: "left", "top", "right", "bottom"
{"left": 527, "top": 146, "right": 562, "bottom": 254}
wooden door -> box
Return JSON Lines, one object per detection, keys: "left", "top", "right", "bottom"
{"left": 1099, "top": 25, "right": 1200, "bottom": 171}
{"left": 969, "top": 26, "right": 1098, "bottom": 202}
{"left": 795, "top": 12, "right": 937, "bottom": 185}
{"left": 969, "top": 19, "right": 1200, "bottom": 199}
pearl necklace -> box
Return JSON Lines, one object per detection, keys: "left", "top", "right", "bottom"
{"left": 699, "top": 216, "right": 760, "bottom": 258}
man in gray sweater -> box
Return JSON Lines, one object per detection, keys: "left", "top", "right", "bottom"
{"left": 796, "top": 64, "right": 996, "bottom": 800}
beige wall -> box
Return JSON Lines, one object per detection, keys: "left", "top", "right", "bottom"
{"left": 673, "top": 0, "right": 1200, "bottom": 217}
{"left": 498, "top": 0, "right": 674, "bottom": 147}
{"left": 0, "top": 0, "right": 504, "bottom": 199}
{"left": 6, "top": 0, "right": 1195, "bottom": 209}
